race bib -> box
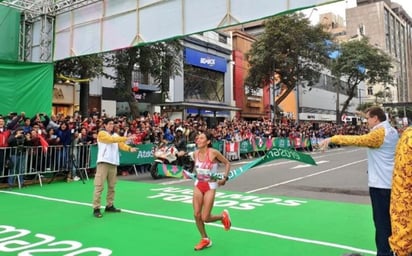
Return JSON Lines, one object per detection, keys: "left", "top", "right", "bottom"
{"left": 196, "top": 168, "right": 211, "bottom": 181}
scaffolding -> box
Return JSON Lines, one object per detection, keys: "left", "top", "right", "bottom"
{"left": 0, "top": 0, "right": 103, "bottom": 62}
{"left": 0, "top": 0, "right": 103, "bottom": 17}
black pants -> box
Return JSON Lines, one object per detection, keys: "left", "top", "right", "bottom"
{"left": 0, "top": 148, "right": 10, "bottom": 182}
{"left": 0, "top": 148, "right": 5, "bottom": 172}
{"left": 369, "top": 187, "right": 392, "bottom": 256}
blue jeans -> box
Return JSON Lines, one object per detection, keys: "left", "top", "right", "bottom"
{"left": 8, "top": 154, "right": 25, "bottom": 187}
{"left": 369, "top": 187, "right": 392, "bottom": 256}
{"left": 60, "top": 146, "right": 70, "bottom": 170}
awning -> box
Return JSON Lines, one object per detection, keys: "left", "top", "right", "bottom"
{"left": 135, "top": 83, "right": 160, "bottom": 92}
{"left": 158, "top": 101, "right": 241, "bottom": 112}
{"left": 383, "top": 102, "right": 412, "bottom": 107}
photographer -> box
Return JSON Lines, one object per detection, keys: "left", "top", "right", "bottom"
{"left": 174, "top": 127, "right": 187, "bottom": 153}
{"left": 151, "top": 126, "right": 163, "bottom": 145}
{"left": 67, "top": 129, "right": 81, "bottom": 182}
{"left": 174, "top": 127, "right": 188, "bottom": 167}
{"left": 7, "top": 127, "right": 31, "bottom": 188}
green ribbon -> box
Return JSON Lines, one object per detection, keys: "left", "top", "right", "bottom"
{"left": 157, "top": 147, "right": 317, "bottom": 180}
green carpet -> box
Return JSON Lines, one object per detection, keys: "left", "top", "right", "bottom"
{"left": 0, "top": 180, "right": 375, "bottom": 256}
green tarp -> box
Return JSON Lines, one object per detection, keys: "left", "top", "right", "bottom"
{"left": 0, "top": 6, "right": 53, "bottom": 117}
{"left": 0, "top": 60, "right": 54, "bottom": 117}
{"left": 0, "top": 5, "right": 20, "bottom": 61}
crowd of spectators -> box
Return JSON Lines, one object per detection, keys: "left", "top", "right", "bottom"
{"left": 1, "top": 107, "right": 385, "bottom": 186}
{"left": 0, "top": 108, "right": 374, "bottom": 154}
{"left": 0, "top": 110, "right": 374, "bottom": 147}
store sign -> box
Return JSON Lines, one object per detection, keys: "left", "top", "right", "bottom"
{"left": 134, "top": 92, "right": 146, "bottom": 100}
{"left": 185, "top": 48, "right": 227, "bottom": 72}
{"left": 187, "top": 108, "right": 229, "bottom": 117}
{"left": 53, "top": 83, "right": 74, "bottom": 104}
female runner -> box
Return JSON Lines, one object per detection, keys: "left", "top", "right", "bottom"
{"left": 192, "top": 132, "right": 232, "bottom": 251}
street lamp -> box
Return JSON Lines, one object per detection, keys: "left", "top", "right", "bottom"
{"left": 383, "top": 87, "right": 392, "bottom": 121}
{"left": 269, "top": 74, "right": 274, "bottom": 122}
{"left": 308, "top": 8, "right": 318, "bottom": 19}
{"left": 273, "top": 83, "right": 277, "bottom": 123}
{"left": 271, "top": 72, "right": 281, "bottom": 123}
{"left": 269, "top": 81, "right": 275, "bottom": 122}
{"left": 271, "top": 81, "right": 279, "bottom": 123}
{"left": 296, "top": 82, "right": 300, "bottom": 124}
{"left": 358, "top": 88, "right": 364, "bottom": 106}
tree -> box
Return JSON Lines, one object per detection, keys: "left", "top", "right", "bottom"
{"left": 54, "top": 54, "right": 104, "bottom": 117}
{"left": 245, "top": 13, "right": 334, "bottom": 106}
{"left": 356, "top": 102, "right": 374, "bottom": 112}
{"left": 104, "top": 40, "right": 182, "bottom": 118}
{"left": 374, "top": 90, "right": 392, "bottom": 104}
{"left": 330, "top": 38, "right": 393, "bottom": 122}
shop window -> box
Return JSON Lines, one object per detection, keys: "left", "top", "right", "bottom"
{"left": 184, "top": 65, "right": 224, "bottom": 102}
{"left": 218, "top": 34, "right": 227, "bottom": 44}
{"left": 367, "top": 86, "right": 374, "bottom": 96}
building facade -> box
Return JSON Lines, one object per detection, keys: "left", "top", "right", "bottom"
{"left": 232, "top": 20, "right": 360, "bottom": 123}
{"left": 231, "top": 30, "right": 266, "bottom": 120}
{"left": 346, "top": 0, "right": 412, "bottom": 105}
{"left": 89, "top": 31, "right": 239, "bottom": 123}
{"left": 52, "top": 82, "right": 80, "bottom": 117}
{"left": 162, "top": 32, "right": 238, "bottom": 125}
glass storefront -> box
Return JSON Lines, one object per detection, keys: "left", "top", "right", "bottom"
{"left": 184, "top": 65, "right": 224, "bottom": 102}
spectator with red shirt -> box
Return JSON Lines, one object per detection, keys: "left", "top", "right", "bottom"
{"left": 0, "top": 115, "right": 22, "bottom": 177}
{"left": 153, "top": 112, "right": 161, "bottom": 127}
{"left": 0, "top": 118, "right": 11, "bottom": 178}
{"left": 131, "top": 127, "right": 147, "bottom": 145}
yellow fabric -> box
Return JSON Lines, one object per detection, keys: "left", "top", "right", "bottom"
{"left": 97, "top": 130, "right": 131, "bottom": 152}
{"left": 330, "top": 127, "right": 385, "bottom": 148}
{"left": 389, "top": 127, "right": 412, "bottom": 256}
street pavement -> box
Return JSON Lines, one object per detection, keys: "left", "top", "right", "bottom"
{"left": 120, "top": 146, "right": 370, "bottom": 205}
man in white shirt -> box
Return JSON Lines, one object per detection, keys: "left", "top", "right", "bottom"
{"left": 92, "top": 118, "right": 137, "bottom": 218}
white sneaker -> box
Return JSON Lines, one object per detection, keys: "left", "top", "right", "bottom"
{"left": 73, "top": 176, "right": 81, "bottom": 181}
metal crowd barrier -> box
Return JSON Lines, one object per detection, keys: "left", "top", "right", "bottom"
{"left": 214, "top": 136, "right": 320, "bottom": 162}
{"left": 0, "top": 144, "right": 92, "bottom": 189}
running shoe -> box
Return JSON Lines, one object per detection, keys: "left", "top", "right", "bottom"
{"left": 222, "top": 209, "right": 231, "bottom": 231}
{"left": 194, "top": 238, "right": 212, "bottom": 251}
